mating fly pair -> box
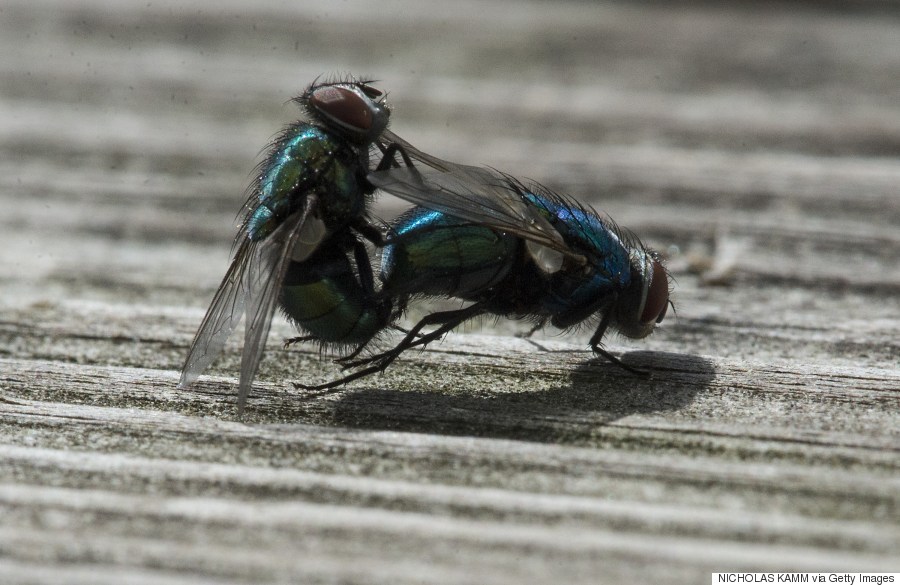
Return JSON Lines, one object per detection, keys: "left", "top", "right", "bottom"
{"left": 178, "top": 76, "right": 671, "bottom": 409}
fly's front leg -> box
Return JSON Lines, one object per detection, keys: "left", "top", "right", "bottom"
{"left": 374, "top": 142, "right": 415, "bottom": 171}
{"left": 588, "top": 308, "right": 649, "bottom": 377}
{"left": 359, "top": 142, "right": 414, "bottom": 196}
{"left": 352, "top": 218, "right": 389, "bottom": 247}
{"left": 336, "top": 236, "right": 392, "bottom": 363}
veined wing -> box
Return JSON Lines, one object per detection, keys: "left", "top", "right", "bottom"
{"left": 179, "top": 199, "right": 322, "bottom": 412}
{"left": 371, "top": 130, "right": 584, "bottom": 270}
{"left": 178, "top": 238, "right": 250, "bottom": 390}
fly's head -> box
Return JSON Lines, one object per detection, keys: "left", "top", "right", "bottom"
{"left": 299, "top": 77, "right": 390, "bottom": 144}
{"left": 614, "top": 248, "right": 671, "bottom": 339}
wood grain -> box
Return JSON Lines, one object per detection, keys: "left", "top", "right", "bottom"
{"left": 1, "top": 0, "right": 898, "bottom": 583}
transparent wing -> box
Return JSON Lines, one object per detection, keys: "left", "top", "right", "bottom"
{"left": 371, "top": 130, "right": 582, "bottom": 269}
{"left": 179, "top": 199, "right": 321, "bottom": 411}
{"left": 178, "top": 238, "right": 251, "bottom": 390}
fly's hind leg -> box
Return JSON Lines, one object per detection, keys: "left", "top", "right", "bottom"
{"left": 283, "top": 336, "right": 314, "bottom": 348}
{"left": 333, "top": 324, "right": 419, "bottom": 365}
{"left": 517, "top": 317, "right": 547, "bottom": 339}
{"left": 294, "top": 303, "right": 486, "bottom": 393}
{"left": 340, "top": 303, "right": 486, "bottom": 371}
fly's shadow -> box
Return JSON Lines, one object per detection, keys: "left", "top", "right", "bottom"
{"left": 314, "top": 350, "right": 714, "bottom": 445}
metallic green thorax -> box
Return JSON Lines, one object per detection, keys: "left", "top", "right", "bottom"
{"left": 245, "top": 123, "right": 367, "bottom": 241}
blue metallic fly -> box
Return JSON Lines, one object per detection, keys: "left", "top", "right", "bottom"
{"left": 295, "top": 133, "right": 671, "bottom": 390}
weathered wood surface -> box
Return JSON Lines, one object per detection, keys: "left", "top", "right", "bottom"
{"left": 1, "top": 0, "right": 898, "bottom": 583}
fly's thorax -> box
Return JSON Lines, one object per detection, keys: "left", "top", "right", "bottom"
{"left": 613, "top": 248, "right": 670, "bottom": 339}
{"left": 525, "top": 190, "right": 631, "bottom": 279}
{"left": 536, "top": 196, "right": 667, "bottom": 335}
{"left": 245, "top": 123, "right": 365, "bottom": 242}
{"left": 536, "top": 225, "right": 633, "bottom": 327}
{"left": 301, "top": 79, "right": 390, "bottom": 145}
{"left": 538, "top": 254, "right": 624, "bottom": 329}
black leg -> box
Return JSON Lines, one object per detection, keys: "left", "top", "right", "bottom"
{"left": 294, "top": 303, "right": 486, "bottom": 391}
{"left": 283, "top": 336, "right": 314, "bottom": 348}
{"left": 338, "top": 341, "right": 369, "bottom": 362}
{"left": 352, "top": 237, "right": 377, "bottom": 298}
{"left": 374, "top": 142, "right": 415, "bottom": 171}
{"left": 333, "top": 323, "right": 420, "bottom": 364}
{"left": 283, "top": 334, "right": 373, "bottom": 363}
{"left": 352, "top": 218, "right": 389, "bottom": 247}
{"left": 517, "top": 317, "right": 547, "bottom": 339}
{"left": 337, "top": 236, "right": 391, "bottom": 362}
{"left": 360, "top": 142, "right": 417, "bottom": 199}
{"left": 373, "top": 142, "right": 401, "bottom": 169}
{"left": 590, "top": 345, "right": 649, "bottom": 377}
{"left": 342, "top": 303, "right": 485, "bottom": 370}
{"left": 588, "top": 308, "right": 649, "bottom": 377}
{"left": 359, "top": 142, "right": 414, "bottom": 196}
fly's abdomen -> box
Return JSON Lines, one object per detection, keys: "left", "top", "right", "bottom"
{"left": 280, "top": 250, "right": 387, "bottom": 345}
{"left": 381, "top": 208, "right": 517, "bottom": 299}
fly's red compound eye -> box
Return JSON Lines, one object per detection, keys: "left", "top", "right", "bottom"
{"left": 308, "top": 86, "right": 373, "bottom": 132}
{"left": 641, "top": 259, "right": 669, "bottom": 324}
